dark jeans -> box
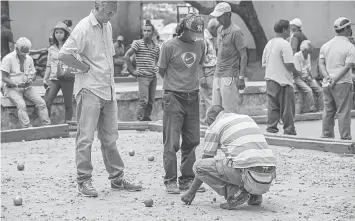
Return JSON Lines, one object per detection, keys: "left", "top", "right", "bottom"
{"left": 162, "top": 90, "right": 200, "bottom": 185}
{"left": 266, "top": 80, "right": 297, "bottom": 135}
{"left": 137, "top": 76, "right": 157, "bottom": 121}
{"left": 44, "top": 79, "right": 74, "bottom": 121}
{"left": 322, "top": 83, "right": 353, "bottom": 140}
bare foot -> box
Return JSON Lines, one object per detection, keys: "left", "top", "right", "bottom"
{"left": 181, "top": 191, "right": 196, "bottom": 205}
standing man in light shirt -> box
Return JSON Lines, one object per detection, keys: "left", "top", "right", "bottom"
{"left": 210, "top": 2, "right": 248, "bottom": 114}
{"left": 199, "top": 18, "right": 221, "bottom": 123}
{"left": 262, "top": 19, "right": 303, "bottom": 136}
{"left": 58, "top": 0, "right": 142, "bottom": 197}
{"left": 318, "top": 17, "right": 355, "bottom": 140}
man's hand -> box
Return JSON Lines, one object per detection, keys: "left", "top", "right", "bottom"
{"left": 237, "top": 77, "right": 245, "bottom": 90}
{"left": 181, "top": 191, "right": 196, "bottom": 205}
{"left": 200, "top": 77, "right": 208, "bottom": 89}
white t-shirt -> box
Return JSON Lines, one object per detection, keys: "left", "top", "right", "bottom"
{"left": 319, "top": 36, "right": 355, "bottom": 84}
{"left": 294, "top": 51, "right": 311, "bottom": 74}
{"left": 262, "top": 37, "right": 294, "bottom": 86}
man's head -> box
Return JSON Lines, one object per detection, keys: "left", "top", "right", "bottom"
{"left": 300, "top": 40, "right": 313, "bottom": 58}
{"left": 205, "top": 105, "right": 225, "bottom": 126}
{"left": 178, "top": 13, "right": 204, "bottom": 43}
{"left": 143, "top": 23, "right": 155, "bottom": 41}
{"left": 15, "top": 37, "right": 31, "bottom": 60}
{"left": 94, "top": 0, "right": 118, "bottom": 24}
{"left": 290, "top": 18, "right": 302, "bottom": 32}
{"left": 1, "top": 15, "right": 12, "bottom": 28}
{"left": 210, "top": 2, "right": 232, "bottom": 27}
{"left": 207, "top": 18, "right": 221, "bottom": 37}
{"left": 334, "top": 17, "right": 354, "bottom": 37}
{"left": 274, "top": 19, "right": 291, "bottom": 39}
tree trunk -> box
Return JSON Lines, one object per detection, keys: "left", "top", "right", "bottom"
{"left": 185, "top": 0, "right": 267, "bottom": 60}
{"left": 1, "top": 1, "right": 11, "bottom": 29}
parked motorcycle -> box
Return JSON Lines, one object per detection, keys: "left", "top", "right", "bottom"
{"left": 29, "top": 48, "right": 48, "bottom": 78}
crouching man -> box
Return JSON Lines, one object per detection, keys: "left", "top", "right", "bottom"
{"left": 181, "top": 105, "right": 276, "bottom": 210}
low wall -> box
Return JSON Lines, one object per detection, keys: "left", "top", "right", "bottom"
{"left": 0, "top": 81, "right": 340, "bottom": 130}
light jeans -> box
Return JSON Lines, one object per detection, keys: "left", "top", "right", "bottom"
{"left": 75, "top": 88, "right": 124, "bottom": 184}
{"left": 5, "top": 86, "right": 51, "bottom": 128}
{"left": 212, "top": 76, "right": 240, "bottom": 113}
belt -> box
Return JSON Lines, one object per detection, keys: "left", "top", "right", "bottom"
{"left": 248, "top": 166, "right": 276, "bottom": 173}
{"left": 164, "top": 90, "right": 199, "bottom": 97}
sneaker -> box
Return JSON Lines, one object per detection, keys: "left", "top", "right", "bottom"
{"left": 247, "top": 194, "right": 263, "bottom": 206}
{"left": 111, "top": 178, "right": 142, "bottom": 192}
{"left": 220, "top": 189, "right": 249, "bottom": 210}
{"left": 166, "top": 182, "right": 180, "bottom": 194}
{"left": 179, "top": 181, "right": 206, "bottom": 192}
{"left": 77, "top": 180, "right": 98, "bottom": 197}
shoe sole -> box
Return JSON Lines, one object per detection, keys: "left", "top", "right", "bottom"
{"left": 166, "top": 190, "right": 180, "bottom": 194}
{"left": 77, "top": 189, "right": 98, "bottom": 197}
{"left": 111, "top": 186, "right": 142, "bottom": 192}
{"left": 179, "top": 188, "right": 206, "bottom": 193}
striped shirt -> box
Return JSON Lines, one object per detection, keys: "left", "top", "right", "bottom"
{"left": 131, "top": 39, "right": 160, "bottom": 77}
{"left": 203, "top": 111, "right": 276, "bottom": 168}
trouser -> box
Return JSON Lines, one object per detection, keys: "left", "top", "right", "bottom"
{"left": 212, "top": 76, "right": 240, "bottom": 113}
{"left": 5, "top": 86, "right": 51, "bottom": 128}
{"left": 137, "top": 76, "right": 157, "bottom": 121}
{"left": 199, "top": 69, "right": 214, "bottom": 121}
{"left": 266, "top": 80, "right": 296, "bottom": 135}
{"left": 75, "top": 89, "right": 124, "bottom": 184}
{"left": 294, "top": 77, "right": 324, "bottom": 112}
{"left": 162, "top": 90, "right": 200, "bottom": 185}
{"left": 322, "top": 83, "right": 353, "bottom": 140}
{"left": 44, "top": 79, "right": 74, "bottom": 121}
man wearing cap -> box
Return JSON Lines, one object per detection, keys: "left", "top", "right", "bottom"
{"left": 158, "top": 13, "right": 206, "bottom": 194}
{"left": 181, "top": 105, "right": 277, "bottom": 210}
{"left": 199, "top": 18, "right": 221, "bottom": 123}
{"left": 210, "top": 2, "right": 248, "bottom": 114}
{"left": 1, "top": 37, "right": 51, "bottom": 128}
{"left": 289, "top": 18, "right": 308, "bottom": 54}
{"left": 1, "top": 15, "right": 14, "bottom": 60}
{"left": 318, "top": 17, "right": 355, "bottom": 140}
{"left": 113, "top": 35, "right": 125, "bottom": 76}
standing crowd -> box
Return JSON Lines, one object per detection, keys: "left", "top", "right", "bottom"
{"left": 1, "top": 0, "right": 354, "bottom": 210}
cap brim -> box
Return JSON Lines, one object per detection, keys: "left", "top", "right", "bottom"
{"left": 210, "top": 10, "right": 224, "bottom": 18}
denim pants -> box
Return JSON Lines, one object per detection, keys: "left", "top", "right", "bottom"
{"left": 5, "top": 86, "right": 51, "bottom": 128}
{"left": 162, "top": 91, "right": 200, "bottom": 185}
{"left": 44, "top": 79, "right": 74, "bottom": 121}
{"left": 294, "top": 77, "right": 324, "bottom": 112}
{"left": 266, "top": 80, "right": 297, "bottom": 135}
{"left": 199, "top": 74, "right": 214, "bottom": 121}
{"left": 212, "top": 76, "right": 240, "bottom": 113}
{"left": 322, "top": 83, "right": 353, "bottom": 140}
{"left": 75, "top": 89, "right": 124, "bottom": 184}
{"left": 137, "top": 76, "right": 157, "bottom": 121}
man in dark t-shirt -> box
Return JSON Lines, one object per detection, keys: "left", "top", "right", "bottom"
{"left": 289, "top": 18, "right": 308, "bottom": 54}
{"left": 1, "top": 16, "right": 14, "bottom": 60}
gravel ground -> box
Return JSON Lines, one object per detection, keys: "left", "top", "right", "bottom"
{"left": 1, "top": 130, "right": 355, "bottom": 221}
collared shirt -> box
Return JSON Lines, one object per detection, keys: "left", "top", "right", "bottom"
{"left": 294, "top": 51, "right": 311, "bottom": 74}
{"left": 1, "top": 50, "right": 36, "bottom": 84}
{"left": 215, "top": 22, "right": 246, "bottom": 77}
{"left": 262, "top": 37, "right": 294, "bottom": 87}
{"left": 203, "top": 111, "right": 277, "bottom": 168}
{"left": 131, "top": 39, "right": 160, "bottom": 77}
{"left": 203, "top": 29, "right": 217, "bottom": 68}
{"left": 46, "top": 45, "right": 60, "bottom": 80}
{"left": 319, "top": 36, "right": 355, "bottom": 84}
{"left": 60, "top": 11, "right": 116, "bottom": 100}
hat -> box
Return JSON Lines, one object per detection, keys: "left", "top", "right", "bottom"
{"left": 210, "top": 2, "right": 231, "bottom": 18}
{"left": 117, "top": 35, "right": 124, "bottom": 41}
{"left": 334, "top": 17, "right": 354, "bottom": 30}
{"left": 290, "top": 18, "right": 302, "bottom": 28}
{"left": 50, "top": 22, "right": 70, "bottom": 34}
{"left": 184, "top": 13, "right": 204, "bottom": 39}
{"left": 1, "top": 15, "right": 12, "bottom": 22}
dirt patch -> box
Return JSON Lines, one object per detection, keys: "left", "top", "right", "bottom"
{"left": 1, "top": 131, "right": 354, "bottom": 221}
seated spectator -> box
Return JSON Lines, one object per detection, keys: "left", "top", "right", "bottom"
{"left": 113, "top": 35, "right": 125, "bottom": 76}
{"left": 1, "top": 37, "right": 51, "bottom": 128}
{"left": 294, "top": 40, "right": 323, "bottom": 112}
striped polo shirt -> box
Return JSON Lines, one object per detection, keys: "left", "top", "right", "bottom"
{"left": 131, "top": 39, "right": 160, "bottom": 77}
{"left": 203, "top": 111, "right": 276, "bottom": 168}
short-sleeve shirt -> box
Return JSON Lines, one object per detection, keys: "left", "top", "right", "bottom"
{"left": 1, "top": 51, "right": 36, "bottom": 84}
{"left": 131, "top": 39, "right": 160, "bottom": 78}
{"left": 319, "top": 36, "right": 355, "bottom": 84}
{"left": 294, "top": 51, "right": 311, "bottom": 75}
{"left": 157, "top": 37, "right": 205, "bottom": 92}
{"left": 60, "top": 11, "right": 116, "bottom": 100}
{"left": 1, "top": 26, "right": 14, "bottom": 59}
{"left": 262, "top": 37, "right": 294, "bottom": 86}
{"left": 215, "top": 22, "right": 246, "bottom": 77}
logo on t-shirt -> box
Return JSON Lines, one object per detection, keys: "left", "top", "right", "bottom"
{"left": 181, "top": 52, "right": 196, "bottom": 68}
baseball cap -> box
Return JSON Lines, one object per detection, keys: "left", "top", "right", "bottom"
{"left": 117, "top": 35, "right": 124, "bottom": 41}
{"left": 1, "top": 15, "right": 12, "bottom": 22}
{"left": 210, "top": 2, "right": 231, "bottom": 18}
{"left": 334, "top": 17, "right": 354, "bottom": 30}
{"left": 184, "top": 13, "right": 205, "bottom": 40}
{"left": 290, "top": 18, "right": 302, "bottom": 28}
